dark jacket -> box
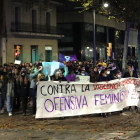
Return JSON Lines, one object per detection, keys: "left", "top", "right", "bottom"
{"left": 96, "top": 75, "right": 111, "bottom": 82}
{"left": 57, "top": 76, "right": 67, "bottom": 81}
{"left": 1, "top": 77, "right": 8, "bottom": 99}
{"left": 20, "top": 81, "right": 30, "bottom": 98}
{"left": 13, "top": 74, "right": 19, "bottom": 97}
{"left": 123, "top": 71, "right": 138, "bottom": 78}
{"left": 90, "top": 73, "right": 99, "bottom": 83}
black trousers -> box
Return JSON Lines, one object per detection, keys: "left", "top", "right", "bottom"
{"left": 13, "top": 91, "right": 20, "bottom": 110}
{"left": 22, "top": 97, "right": 28, "bottom": 114}
{"left": 129, "top": 106, "right": 137, "bottom": 110}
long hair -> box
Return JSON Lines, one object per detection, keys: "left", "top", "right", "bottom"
{"left": 100, "top": 69, "right": 106, "bottom": 76}
{"left": 37, "top": 73, "right": 43, "bottom": 82}
{"left": 90, "top": 67, "right": 99, "bottom": 77}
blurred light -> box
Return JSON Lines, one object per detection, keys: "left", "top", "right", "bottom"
{"left": 87, "top": 47, "right": 89, "bottom": 49}
{"left": 90, "top": 49, "right": 93, "bottom": 52}
{"left": 104, "top": 3, "right": 109, "bottom": 8}
{"left": 100, "top": 49, "right": 101, "bottom": 51}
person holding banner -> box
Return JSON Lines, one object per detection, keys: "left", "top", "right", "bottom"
{"left": 30, "top": 68, "right": 39, "bottom": 116}
{"left": 123, "top": 64, "right": 138, "bottom": 111}
{"left": 20, "top": 76, "right": 30, "bottom": 116}
{"left": 57, "top": 72, "right": 67, "bottom": 81}
{"left": 96, "top": 69, "right": 110, "bottom": 83}
{"left": 96, "top": 69, "right": 111, "bottom": 118}
{"left": 113, "top": 70, "right": 127, "bottom": 115}
{"left": 90, "top": 67, "right": 99, "bottom": 83}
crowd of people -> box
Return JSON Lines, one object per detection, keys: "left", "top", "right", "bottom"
{"left": 0, "top": 58, "right": 139, "bottom": 118}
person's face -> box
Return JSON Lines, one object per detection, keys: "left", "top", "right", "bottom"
{"left": 128, "top": 66, "right": 132, "bottom": 71}
{"left": 0, "top": 75, "right": 3, "bottom": 80}
{"left": 59, "top": 73, "right": 63, "bottom": 77}
{"left": 102, "top": 71, "right": 107, "bottom": 76}
{"left": 4, "top": 68, "right": 6, "bottom": 72}
{"left": 81, "top": 71, "right": 85, "bottom": 75}
{"left": 116, "top": 72, "right": 121, "bottom": 77}
{"left": 94, "top": 67, "right": 97, "bottom": 72}
{"left": 40, "top": 74, "right": 45, "bottom": 79}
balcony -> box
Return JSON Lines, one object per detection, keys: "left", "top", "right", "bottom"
{"left": 11, "top": 22, "right": 63, "bottom": 36}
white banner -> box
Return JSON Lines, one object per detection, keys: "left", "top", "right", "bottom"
{"left": 76, "top": 75, "right": 90, "bottom": 82}
{"left": 14, "top": 60, "right": 21, "bottom": 64}
{"left": 36, "top": 78, "right": 140, "bottom": 118}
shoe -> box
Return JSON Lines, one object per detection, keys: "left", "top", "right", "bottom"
{"left": 59, "top": 117, "right": 65, "bottom": 120}
{"left": 23, "top": 113, "right": 26, "bottom": 116}
{"left": 121, "top": 113, "right": 127, "bottom": 116}
{"left": 103, "top": 114, "right": 107, "bottom": 118}
{"left": 9, "top": 113, "right": 12, "bottom": 116}
{"left": 1, "top": 109, "right": 4, "bottom": 114}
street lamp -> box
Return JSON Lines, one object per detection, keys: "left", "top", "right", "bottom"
{"left": 104, "top": 3, "right": 109, "bottom": 8}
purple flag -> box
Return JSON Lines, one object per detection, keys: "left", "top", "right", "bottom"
{"left": 59, "top": 53, "right": 77, "bottom": 62}
{"left": 66, "top": 74, "right": 76, "bottom": 81}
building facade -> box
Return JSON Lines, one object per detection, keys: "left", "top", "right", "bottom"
{"left": 57, "top": 1, "right": 138, "bottom": 61}
{"left": 0, "top": 0, "right": 63, "bottom": 64}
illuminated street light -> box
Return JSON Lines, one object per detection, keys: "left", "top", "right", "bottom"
{"left": 104, "top": 3, "right": 109, "bottom": 8}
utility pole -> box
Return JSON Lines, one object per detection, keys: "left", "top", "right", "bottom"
{"left": 92, "top": 7, "right": 96, "bottom": 66}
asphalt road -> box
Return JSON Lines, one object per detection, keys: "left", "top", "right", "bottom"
{"left": 0, "top": 106, "right": 140, "bottom": 140}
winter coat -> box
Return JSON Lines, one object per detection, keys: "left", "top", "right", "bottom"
{"left": 1, "top": 77, "right": 8, "bottom": 99}
{"left": 96, "top": 75, "right": 111, "bottom": 82}
{"left": 20, "top": 82, "right": 30, "bottom": 98}
{"left": 123, "top": 71, "right": 138, "bottom": 78}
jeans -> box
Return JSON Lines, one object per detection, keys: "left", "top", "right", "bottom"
{"left": 30, "top": 88, "right": 36, "bottom": 115}
{"left": 6, "top": 97, "right": 14, "bottom": 113}
{"left": 13, "top": 91, "right": 20, "bottom": 110}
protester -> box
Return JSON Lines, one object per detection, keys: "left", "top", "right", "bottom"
{"left": 123, "top": 64, "right": 138, "bottom": 78}
{"left": 96, "top": 69, "right": 111, "bottom": 118}
{"left": 90, "top": 67, "right": 99, "bottom": 83}
{"left": 123, "top": 64, "right": 138, "bottom": 110}
{"left": 6, "top": 76, "right": 14, "bottom": 116}
{"left": 57, "top": 72, "right": 67, "bottom": 81}
{"left": 20, "top": 76, "right": 30, "bottom": 116}
{"left": 0, "top": 57, "right": 138, "bottom": 119}
{"left": 13, "top": 68, "right": 20, "bottom": 111}
{"left": 30, "top": 68, "right": 39, "bottom": 116}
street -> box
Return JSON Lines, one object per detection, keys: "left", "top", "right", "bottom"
{"left": 0, "top": 106, "right": 140, "bottom": 140}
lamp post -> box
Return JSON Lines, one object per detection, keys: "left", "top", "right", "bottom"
{"left": 75, "top": 2, "right": 109, "bottom": 66}
{"left": 92, "top": 7, "right": 96, "bottom": 65}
